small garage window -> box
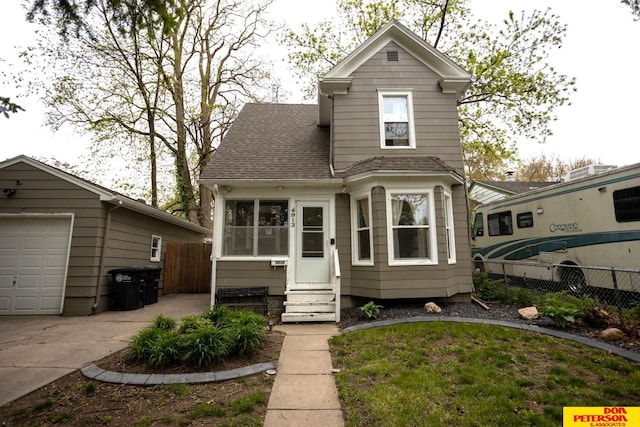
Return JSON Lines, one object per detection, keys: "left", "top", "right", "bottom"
{"left": 150, "top": 235, "right": 162, "bottom": 262}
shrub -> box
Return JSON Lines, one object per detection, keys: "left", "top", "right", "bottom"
{"left": 536, "top": 292, "right": 589, "bottom": 328}
{"left": 473, "top": 272, "right": 507, "bottom": 301}
{"left": 152, "top": 315, "right": 177, "bottom": 331}
{"left": 126, "top": 327, "right": 165, "bottom": 362}
{"left": 148, "top": 330, "right": 181, "bottom": 367}
{"left": 359, "top": 301, "right": 383, "bottom": 320}
{"left": 202, "top": 306, "right": 234, "bottom": 327}
{"left": 181, "top": 324, "right": 231, "bottom": 367}
{"left": 229, "top": 323, "right": 265, "bottom": 356}
{"left": 178, "top": 315, "right": 211, "bottom": 334}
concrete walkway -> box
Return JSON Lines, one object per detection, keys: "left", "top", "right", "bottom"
{"left": 264, "top": 323, "right": 345, "bottom": 427}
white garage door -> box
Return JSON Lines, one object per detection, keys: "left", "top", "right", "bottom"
{"left": 0, "top": 216, "right": 72, "bottom": 315}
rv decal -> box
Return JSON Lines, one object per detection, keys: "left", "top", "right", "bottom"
{"left": 549, "top": 223, "right": 581, "bottom": 233}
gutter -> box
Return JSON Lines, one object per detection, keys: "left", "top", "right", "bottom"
{"left": 92, "top": 201, "right": 122, "bottom": 311}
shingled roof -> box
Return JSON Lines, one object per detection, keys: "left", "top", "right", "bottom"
{"left": 338, "top": 156, "right": 462, "bottom": 180}
{"left": 201, "top": 104, "right": 332, "bottom": 182}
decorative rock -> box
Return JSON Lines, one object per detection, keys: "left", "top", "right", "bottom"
{"left": 518, "top": 306, "right": 538, "bottom": 320}
{"left": 600, "top": 328, "right": 626, "bottom": 342}
{"left": 424, "top": 302, "right": 442, "bottom": 313}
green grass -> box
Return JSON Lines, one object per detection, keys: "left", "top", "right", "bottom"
{"left": 330, "top": 322, "right": 640, "bottom": 427}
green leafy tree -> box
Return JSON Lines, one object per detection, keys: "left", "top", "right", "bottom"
{"left": 26, "top": 0, "right": 276, "bottom": 226}
{"left": 283, "top": 0, "right": 576, "bottom": 180}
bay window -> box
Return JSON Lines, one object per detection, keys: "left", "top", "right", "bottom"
{"left": 444, "top": 191, "right": 456, "bottom": 263}
{"left": 223, "top": 199, "right": 288, "bottom": 256}
{"left": 386, "top": 191, "right": 437, "bottom": 265}
{"left": 351, "top": 194, "right": 373, "bottom": 265}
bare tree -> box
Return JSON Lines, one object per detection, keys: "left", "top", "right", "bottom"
{"left": 515, "top": 154, "right": 601, "bottom": 182}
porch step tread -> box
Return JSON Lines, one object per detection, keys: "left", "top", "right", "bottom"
{"left": 285, "top": 289, "right": 335, "bottom": 295}
{"left": 283, "top": 301, "right": 336, "bottom": 306}
{"left": 281, "top": 312, "right": 337, "bottom": 323}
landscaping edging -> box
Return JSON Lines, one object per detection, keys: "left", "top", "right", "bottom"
{"left": 81, "top": 361, "right": 278, "bottom": 385}
{"left": 341, "top": 317, "right": 640, "bottom": 363}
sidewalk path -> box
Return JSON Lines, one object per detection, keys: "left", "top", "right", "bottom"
{"left": 264, "top": 323, "right": 345, "bottom": 427}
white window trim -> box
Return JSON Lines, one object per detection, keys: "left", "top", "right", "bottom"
{"left": 377, "top": 89, "right": 416, "bottom": 149}
{"left": 444, "top": 190, "right": 457, "bottom": 264}
{"left": 385, "top": 188, "right": 438, "bottom": 266}
{"left": 150, "top": 235, "right": 162, "bottom": 262}
{"left": 222, "top": 199, "right": 289, "bottom": 258}
{"left": 350, "top": 191, "right": 374, "bottom": 266}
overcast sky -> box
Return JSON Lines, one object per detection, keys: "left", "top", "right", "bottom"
{"left": 1, "top": 0, "right": 639, "bottom": 171}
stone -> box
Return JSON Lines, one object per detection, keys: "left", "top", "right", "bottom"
{"left": 518, "top": 307, "right": 538, "bottom": 320}
{"left": 600, "top": 328, "right": 626, "bottom": 342}
{"left": 424, "top": 302, "right": 441, "bottom": 313}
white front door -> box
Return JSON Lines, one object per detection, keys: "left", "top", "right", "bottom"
{"left": 295, "top": 202, "right": 330, "bottom": 284}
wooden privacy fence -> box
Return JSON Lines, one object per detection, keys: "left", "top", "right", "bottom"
{"left": 163, "top": 243, "right": 212, "bottom": 294}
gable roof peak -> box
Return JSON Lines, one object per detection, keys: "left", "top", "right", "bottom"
{"left": 318, "top": 19, "right": 471, "bottom": 125}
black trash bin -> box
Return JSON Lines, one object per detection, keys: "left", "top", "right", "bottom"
{"left": 143, "top": 266, "right": 162, "bottom": 305}
{"left": 108, "top": 267, "right": 146, "bottom": 310}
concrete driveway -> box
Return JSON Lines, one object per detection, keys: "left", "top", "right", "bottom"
{"left": 0, "top": 293, "right": 211, "bottom": 406}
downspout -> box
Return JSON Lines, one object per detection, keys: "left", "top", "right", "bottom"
{"left": 92, "top": 201, "right": 122, "bottom": 311}
{"left": 328, "top": 94, "right": 336, "bottom": 178}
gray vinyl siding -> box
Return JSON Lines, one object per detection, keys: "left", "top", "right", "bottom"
{"left": 332, "top": 41, "right": 464, "bottom": 172}
{"left": 335, "top": 193, "right": 352, "bottom": 295}
{"left": 343, "top": 185, "right": 472, "bottom": 300}
{"left": 1, "top": 161, "right": 210, "bottom": 316}
{"left": 215, "top": 261, "right": 287, "bottom": 296}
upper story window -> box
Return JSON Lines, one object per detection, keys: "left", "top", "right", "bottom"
{"left": 378, "top": 90, "right": 416, "bottom": 149}
{"left": 150, "top": 235, "right": 162, "bottom": 262}
{"left": 223, "top": 199, "right": 288, "bottom": 256}
{"left": 351, "top": 193, "right": 373, "bottom": 265}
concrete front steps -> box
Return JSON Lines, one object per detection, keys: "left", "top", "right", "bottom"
{"left": 281, "top": 285, "right": 337, "bottom": 323}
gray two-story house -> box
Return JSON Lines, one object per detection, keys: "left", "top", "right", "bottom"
{"left": 200, "top": 20, "right": 474, "bottom": 322}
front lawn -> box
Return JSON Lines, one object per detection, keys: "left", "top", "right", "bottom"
{"left": 330, "top": 322, "right": 640, "bottom": 427}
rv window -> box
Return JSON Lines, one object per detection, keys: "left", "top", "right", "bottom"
{"left": 488, "top": 211, "right": 513, "bottom": 236}
{"left": 613, "top": 186, "right": 640, "bottom": 222}
{"left": 472, "top": 212, "right": 484, "bottom": 237}
{"left": 517, "top": 212, "right": 534, "bottom": 228}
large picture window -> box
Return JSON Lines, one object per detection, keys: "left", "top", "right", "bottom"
{"left": 378, "top": 90, "right": 416, "bottom": 149}
{"left": 386, "top": 191, "right": 437, "bottom": 265}
{"left": 351, "top": 194, "right": 373, "bottom": 265}
{"left": 223, "top": 200, "right": 288, "bottom": 256}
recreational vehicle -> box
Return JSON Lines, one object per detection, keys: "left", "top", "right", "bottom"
{"left": 470, "top": 163, "right": 640, "bottom": 296}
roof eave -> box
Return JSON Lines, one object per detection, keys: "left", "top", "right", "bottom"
{"left": 103, "top": 195, "right": 211, "bottom": 235}
{"left": 344, "top": 170, "right": 465, "bottom": 185}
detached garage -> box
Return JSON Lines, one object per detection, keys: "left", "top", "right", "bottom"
{"left": 0, "top": 156, "right": 211, "bottom": 316}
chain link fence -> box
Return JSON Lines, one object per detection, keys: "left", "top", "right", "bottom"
{"left": 476, "top": 259, "right": 640, "bottom": 310}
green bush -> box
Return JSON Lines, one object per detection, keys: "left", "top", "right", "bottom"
{"left": 202, "top": 306, "right": 234, "bottom": 326}
{"left": 178, "top": 315, "right": 211, "bottom": 334}
{"left": 359, "top": 301, "right": 383, "bottom": 320}
{"left": 181, "top": 324, "right": 231, "bottom": 367}
{"left": 152, "top": 314, "right": 177, "bottom": 331}
{"left": 126, "top": 327, "right": 165, "bottom": 362}
{"left": 148, "top": 330, "right": 181, "bottom": 367}
{"left": 473, "top": 271, "right": 507, "bottom": 301}
{"left": 126, "top": 308, "right": 269, "bottom": 369}
{"left": 535, "top": 292, "right": 589, "bottom": 328}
